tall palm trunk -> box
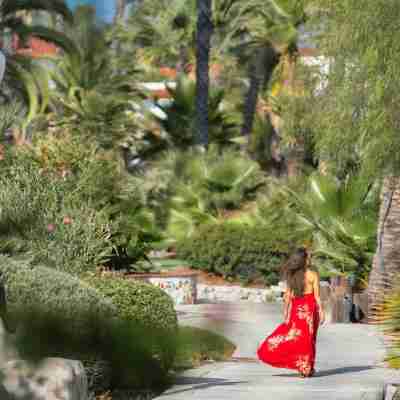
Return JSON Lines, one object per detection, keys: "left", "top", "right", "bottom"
{"left": 114, "top": 0, "right": 126, "bottom": 22}
{"left": 368, "top": 176, "right": 400, "bottom": 319}
{"left": 241, "top": 44, "right": 280, "bottom": 141}
{"left": 195, "top": 0, "right": 213, "bottom": 148}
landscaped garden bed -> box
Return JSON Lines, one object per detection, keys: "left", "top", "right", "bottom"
{"left": 2, "top": 0, "right": 400, "bottom": 398}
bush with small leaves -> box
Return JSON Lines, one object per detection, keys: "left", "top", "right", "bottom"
{"left": 176, "top": 221, "right": 291, "bottom": 285}
{"left": 85, "top": 273, "right": 178, "bottom": 372}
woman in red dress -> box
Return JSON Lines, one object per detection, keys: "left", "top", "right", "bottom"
{"left": 257, "top": 248, "right": 325, "bottom": 377}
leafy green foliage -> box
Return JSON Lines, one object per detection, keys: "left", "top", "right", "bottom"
{"left": 86, "top": 273, "right": 178, "bottom": 333}
{"left": 85, "top": 273, "right": 178, "bottom": 373}
{"left": 155, "top": 76, "right": 239, "bottom": 149}
{"left": 0, "top": 256, "right": 176, "bottom": 390}
{"left": 0, "top": 136, "right": 168, "bottom": 274}
{"left": 0, "top": 146, "right": 113, "bottom": 275}
{"left": 285, "top": 174, "right": 379, "bottom": 286}
{"left": 117, "top": 0, "right": 197, "bottom": 67}
{"left": 48, "top": 5, "right": 164, "bottom": 156}
{"left": 0, "top": 0, "right": 75, "bottom": 127}
{"left": 175, "top": 326, "right": 236, "bottom": 369}
{"left": 0, "top": 100, "right": 24, "bottom": 140}
{"left": 163, "top": 148, "right": 266, "bottom": 242}
{"left": 0, "top": 255, "right": 116, "bottom": 338}
{"left": 176, "top": 221, "right": 291, "bottom": 285}
{"left": 305, "top": 0, "right": 400, "bottom": 179}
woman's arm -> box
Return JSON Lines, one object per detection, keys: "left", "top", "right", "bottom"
{"left": 283, "top": 287, "right": 291, "bottom": 323}
{"left": 313, "top": 271, "right": 325, "bottom": 325}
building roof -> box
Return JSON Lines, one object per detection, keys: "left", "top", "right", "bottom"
{"left": 13, "top": 35, "right": 58, "bottom": 58}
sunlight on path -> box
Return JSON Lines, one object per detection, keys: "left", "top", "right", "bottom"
{"left": 155, "top": 303, "right": 397, "bottom": 400}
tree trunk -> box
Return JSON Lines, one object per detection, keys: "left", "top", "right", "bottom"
{"left": 195, "top": 0, "right": 213, "bottom": 148}
{"left": 114, "top": 0, "right": 126, "bottom": 22}
{"left": 241, "top": 45, "right": 280, "bottom": 140}
{"left": 368, "top": 176, "right": 400, "bottom": 320}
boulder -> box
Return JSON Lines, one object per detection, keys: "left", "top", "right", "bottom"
{"left": 0, "top": 357, "right": 88, "bottom": 400}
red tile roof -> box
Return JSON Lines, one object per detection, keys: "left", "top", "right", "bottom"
{"left": 13, "top": 35, "right": 58, "bottom": 58}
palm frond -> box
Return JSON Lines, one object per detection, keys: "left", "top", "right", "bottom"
{"left": 2, "top": 0, "right": 73, "bottom": 23}
{"left": 6, "top": 58, "right": 40, "bottom": 128}
{"left": 12, "top": 24, "right": 79, "bottom": 57}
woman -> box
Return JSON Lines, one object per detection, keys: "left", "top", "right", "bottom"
{"left": 257, "top": 247, "right": 325, "bottom": 377}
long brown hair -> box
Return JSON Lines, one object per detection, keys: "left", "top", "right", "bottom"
{"left": 281, "top": 248, "right": 309, "bottom": 297}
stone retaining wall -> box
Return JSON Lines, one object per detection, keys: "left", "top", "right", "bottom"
{"left": 197, "top": 283, "right": 285, "bottom": 303}
{"left": 129, "top": 272, "right": 198, "bottom": 305}
{"left": 130, "top": 270, "right": 366, "bottom": 323}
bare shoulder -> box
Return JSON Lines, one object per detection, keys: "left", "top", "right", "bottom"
{"left": 306, "top": 269, "right": 319, "bottom": 281}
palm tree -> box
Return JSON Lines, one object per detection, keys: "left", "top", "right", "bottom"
{"left": 163, "top": 147, "right": 265, "bottom": 241}
{"left": 49, "top": 6, "right": 147, "bottom": 151}
{"left": 0, "top": 0, "right": 74, "bottom": 128}
{"left": 124, "top": 0, "right": 241, "bottom": 71}
{"left": 241, "top": 44, "right": 280, "bottom": 138}
{"left": 122, "top": 0, "right": 197, "bottom": 69}
{"left": 232, "top": 0, "right": 292, "bottom": 140}
{"left": 114, "top": 0, "right": 127, "bottom": 22}
{"left": 368, "top": 178, "right": 400, "bottom": 316}
{"left": 233, "top": 0, "right": 306, "bottom": 145}
{"left": 285, "top": 174, "right": 378, "bottom": 289}
{"left": 156, "top": 75, "right": 238, "bottom": 150}
{"left": 195, "top": 0, "right": 213, "bottom": 148}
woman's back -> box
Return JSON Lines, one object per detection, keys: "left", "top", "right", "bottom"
{"left": 303, "top": 269, "right": 316, "bottom": 295}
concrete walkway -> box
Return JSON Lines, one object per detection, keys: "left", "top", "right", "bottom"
{"left": 155, "top": 303, "right": 398, "bottom": 400}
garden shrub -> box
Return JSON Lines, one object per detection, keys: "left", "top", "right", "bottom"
{"left": 0, "top": 139, "right": 166, "bottom": 275}
{"left": 176, "top": 222, "right": 294, "bottom": 285}
{"left": 0, "top": 256, "right": 117, "bottom": 339}
{"left": 0, "top": 148, "right": 114, "bottom": 275}
{"left": 85, "top": 273, "right": 178, "bottom": 373}
{"left": 0, "top": 257, "right": 176, "bottom": 391}
{"left": 86, "top": 273, "right": 178, "bottom": 333}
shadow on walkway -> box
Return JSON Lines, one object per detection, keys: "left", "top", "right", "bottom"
{"left": 163, "top": 377, "right": 247, "bottom": 396}
{"left": 273, "top": 365, "right": 374, "bottom": 378}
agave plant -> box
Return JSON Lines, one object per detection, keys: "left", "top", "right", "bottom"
{"left": 0, "top": 0, "right": 75, "bottom": 128}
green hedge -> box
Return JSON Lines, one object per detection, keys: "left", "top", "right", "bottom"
{"left": 86, "top": 274, "right": 178, "bottom": 333}
{"left": 85, "top": 274, "right": 178, "bottom": 375}
{"left": 176, "top": 222, "right": 292, "bottom": 285}
{"left": 0, "top": 257, "right": 177, "bottom": 390}
{"left": 0, "top": 256, "right": 116, "bottom": 338}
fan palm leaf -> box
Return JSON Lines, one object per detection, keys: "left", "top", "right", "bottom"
{"left": 284, "top": 173, "right": 377, "bottom": 283}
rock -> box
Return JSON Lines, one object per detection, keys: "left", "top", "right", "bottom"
{"left": 0, "top": 357, "right": 88, "bottom": 400}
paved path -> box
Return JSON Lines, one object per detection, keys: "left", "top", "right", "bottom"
{"left": 155, "top": 303, "right": 398, "bottom": 400}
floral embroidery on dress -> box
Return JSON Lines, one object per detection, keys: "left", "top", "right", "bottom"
{"left": 297, "top": 305, "right": 314, "bottom": 334}
{"left": 267, "top": 325, "right": 301, "bottom": 350}
{"left": 295, "top": 355, "right": 311, "bottom": 375}
{"left": 286, "top": 326, "right": 301, "bottom": 341}
{"left": 257, "top": 294, "right": 319, "bottom": 374}
{"left": 267, "top": 335, "right": 286, "bottom": 350}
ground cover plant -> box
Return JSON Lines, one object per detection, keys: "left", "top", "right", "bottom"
{"left": 174, "top": 326, "right": 236, "bottom": 370}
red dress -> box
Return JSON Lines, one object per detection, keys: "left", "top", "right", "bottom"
{"left": 257, "top": 293, "right": 320, "bottom": 375}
